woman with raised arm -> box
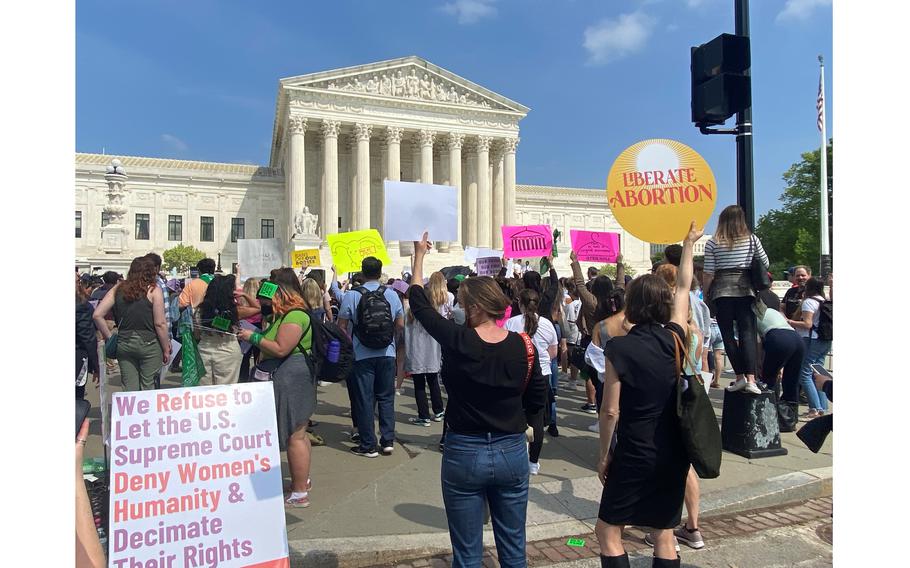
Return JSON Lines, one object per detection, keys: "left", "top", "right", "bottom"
{"left": 409, "top": 232, "right": 548, "bottom": 568}
{"left": 594, "top": 222, "right": 702, "bottom": 568}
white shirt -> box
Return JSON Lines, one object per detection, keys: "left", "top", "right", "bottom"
{"left": 796, "top": 297, "right": 824, "bottom": 339}
{"left": 505, "top": 314, "right": 557, "bottom": 376}
{"left": 564, "top": 299, "right": 582, "bottom": 345}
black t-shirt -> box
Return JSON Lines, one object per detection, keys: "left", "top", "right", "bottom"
{"left": 409, "top": 284, "right": 548, "bottom": 435}
{"left": 782, "top": 286, "right": 804, "bottom": 319}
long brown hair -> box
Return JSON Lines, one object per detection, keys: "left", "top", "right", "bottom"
{"left": 715, "top": 205, "right": 751, "bottom": 249}
{"left": 518, "top": 288, "right": 541, "bottom": 336}
{"left": 120, "top": 256, "right": 157, "bottom": 302}
{"left": 458, "top": 276, "right": 509, "bottom": 328}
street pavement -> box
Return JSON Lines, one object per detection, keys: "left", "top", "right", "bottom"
{"left": 84, "top": 364, "right": 832, "bottom": 567}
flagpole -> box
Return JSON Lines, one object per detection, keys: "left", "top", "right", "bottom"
{"left": 818, "top": 55, "right": 831, "bottom": 277}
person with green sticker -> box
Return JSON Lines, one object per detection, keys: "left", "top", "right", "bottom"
{"left": 194, "top": 274, "right": 243, "bottom": 385}
{"left": 238, "top": 270, "right": 316, "bottom": 508}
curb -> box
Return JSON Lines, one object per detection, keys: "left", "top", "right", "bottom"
{"left": 286, "top": 467, "right": 832, "bottom": 567}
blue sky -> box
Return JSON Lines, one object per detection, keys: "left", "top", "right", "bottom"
{"left": 76, "top": 0, "right": 832, "bottom": 227}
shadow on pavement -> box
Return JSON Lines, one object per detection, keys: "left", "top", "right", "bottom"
{"left": 393, "top": 503, "right": 450, "bottom": 530}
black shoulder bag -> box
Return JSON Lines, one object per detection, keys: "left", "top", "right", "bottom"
{"left": 748, "top": 235, "right": 771, "bottom": 292}
{"left": 673, "top": 330, "right": 722, "bottom": 479}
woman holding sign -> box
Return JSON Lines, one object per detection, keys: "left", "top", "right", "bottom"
{"left": 410, "top": 232, "right": 548, "bottom": 568}
{"left": 238, "top": 273, "right": 316, "bottom": 508}
{"left": 702, "top": 205, "right": 769, "bottom": 395}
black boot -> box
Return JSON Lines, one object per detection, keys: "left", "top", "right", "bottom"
{"left": 600, "top": 553, "right": 631, "bottom": 568}
{"left": 652, "top": 556, "right": 681, "bottom": 567}
{"left": 796, "top": 414, "right": 833, "bottom": 453}
{"left": 777, "top": 400, "right": 799, "bottom": 433}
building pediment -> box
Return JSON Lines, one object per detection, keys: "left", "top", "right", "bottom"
{"left": 280, "top": 56, "right": 529, "bottom": 114}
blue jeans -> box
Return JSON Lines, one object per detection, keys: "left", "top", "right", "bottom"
{"left": 441, "top": 432, "right": 529, "bottom": 568}
{"left": 800, "top": 338, "right": 831, "bottom": 411}
{"left": 548, "top": 359, "right": 559, "bottom": 426}
{"left": 351, "top": 356, "right": 396, "bottom": 450}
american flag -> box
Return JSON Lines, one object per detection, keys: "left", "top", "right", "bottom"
{"left": 816, "top": 73, "right": 825, "bottom": 132}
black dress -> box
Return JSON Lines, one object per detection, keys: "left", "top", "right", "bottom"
{"left": 598, "top": 322, "right": 690, "bottom": 529}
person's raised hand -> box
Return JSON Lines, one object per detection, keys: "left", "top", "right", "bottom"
{"left": 570, "top": 250, "right": 578, "bottom": 263}
{"left": 685, "top": 221, "right": 704, "bottom": 244}
{"left": 616, "top": 253, "right": 623, "bottom": 265}
{"left": 414, "top": 231, "right": 432, "bottom": 256}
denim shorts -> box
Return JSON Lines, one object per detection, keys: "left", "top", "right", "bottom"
{"left": 709, "top": 321, "right": 725, "bottom": 351}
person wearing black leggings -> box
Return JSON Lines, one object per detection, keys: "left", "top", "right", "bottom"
{"left": 758, "top": 308, "right": 805, "bottom": 430}
{"left": 702, "top": 206, "right": 770, "bottom": 395}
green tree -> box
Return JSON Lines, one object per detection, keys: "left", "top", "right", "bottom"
{"left": 162, "top": 244, "right": 206, "bottom": 274}
{"left": 597, "top": 262, "right": 635, "bottom": 278}
{"left": 755, "top": 139, "right": 833, "bottom": 276}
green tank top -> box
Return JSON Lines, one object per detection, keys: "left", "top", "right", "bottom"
{"left": 261, "top": 309, "right": 313, "bottom": 360}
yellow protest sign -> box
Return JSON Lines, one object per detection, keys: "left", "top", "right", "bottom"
{"left": 290, "top": 248, "right": 321, "bottom": 268}
{"left": 606, "top": 139, "right": 717, "bottom": 244}
{"left": 326, "top": 229, "right": 392, "bottom": 274}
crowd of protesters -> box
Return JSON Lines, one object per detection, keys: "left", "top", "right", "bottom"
{"left": 75, "top": 205, "right": 833, "bottom": 568}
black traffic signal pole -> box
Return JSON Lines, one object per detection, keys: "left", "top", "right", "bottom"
{"left": 734, "top": 0, "right": 754, "bottom": 230}
{"left": 697, "top": 0, "right": 755, "bottom": 230}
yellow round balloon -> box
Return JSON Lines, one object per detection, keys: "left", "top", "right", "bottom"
{"left": 606, "top": 139, "right": 716, "bottom": 244}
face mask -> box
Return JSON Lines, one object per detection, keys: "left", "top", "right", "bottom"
{"left": 260, "top": 303, "right": 273, "bottom": 318}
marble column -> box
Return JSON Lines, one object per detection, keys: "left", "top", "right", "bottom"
{"left": 418, "top": 129, "right": 435, "bottom": 184}
{"left": 447, "top": 133, "right": 464, "bottom": 248}
{"left": 464, "top": 143, "right": 478, "bottom": 247}
{"left": 347, "top": 136, "right": 358, "bottom": 232}
{"left": 411, "top": 137, "right": 422, "bottom": 182}
{"left": 475, "top": 136, "right": 492, "bottom": 248}
{"left": 287, "top": 116, "right": 307, "bottom": 240}
{"left": 503, "top": 137, "right": 519, "bottom": 227}
{"left": 321, "top": 120, "right": 340, "bottom": 236}
{"left": 354, "top": 123, "right": 372, "bottom": 230}
{"left": 491, "top": 142, "right": 505, "bottom": 249}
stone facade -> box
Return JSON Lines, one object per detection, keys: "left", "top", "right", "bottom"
{"left": 74, "top": 56, "right": 653, "bottom": 276}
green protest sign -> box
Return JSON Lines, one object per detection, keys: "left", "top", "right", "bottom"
{"left": 258, "top": 281, "right": 278, "bottom": 299}
{"left": 212, "top": 316, "right": 231, "bottom": 331}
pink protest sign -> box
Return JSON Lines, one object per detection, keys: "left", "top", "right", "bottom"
{"left": 570, "top": 230, "right": 620, "bottom": 263}
{"left": 501, "top": 225, "right": 553, "bottom": 259}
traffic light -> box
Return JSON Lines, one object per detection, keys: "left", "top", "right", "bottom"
{"left": 691, "top": 33, "right": 751, "bottom": 126}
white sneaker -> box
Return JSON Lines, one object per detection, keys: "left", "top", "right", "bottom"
{"left": 587, "top": 422, "right": 600, "bottom": 433}
{"left": 529, "top": 461, "right": 540, "bottom": 475}
{"left": 743, "top": 382, "right": 762, "bottom": 395}
{"left": 395, "top": 389, "right": 402, "bottom": 396}
{"left": 726, "top": 378, "right": 748, "bottom": 392}
{"left": 317, "top": 380, "right": 330, "bottom": 387}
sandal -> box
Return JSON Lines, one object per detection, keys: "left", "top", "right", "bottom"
{"left": 308, "top": 432, "right": 325, "bottom": 446}
{"left": 802, "top": 409, "right": 823, "bottom": 420}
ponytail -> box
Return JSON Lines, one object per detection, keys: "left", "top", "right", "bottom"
{"left": 519, "top": 288, "right": 540, "bottom": 337}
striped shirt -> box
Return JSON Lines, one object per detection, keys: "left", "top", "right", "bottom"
{"left": 703, "top": 234, "right": 769, "bottom": 273}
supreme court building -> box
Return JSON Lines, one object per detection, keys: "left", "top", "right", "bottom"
{"left": 75, "top": 56, "right": 652, "bottom": 275}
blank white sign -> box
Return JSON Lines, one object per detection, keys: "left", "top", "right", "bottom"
{"left": 383, "top": 181, "right": 458, "bottom": 242}
{"left": 237, "top": 238, "right": 285, "bottom": 279}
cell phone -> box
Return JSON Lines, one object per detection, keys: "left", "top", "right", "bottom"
{"left": 810, "top": 364, "right": 832, "bottom": 379}
{"left": 76, "top": 399, "right": 91, "bottom": 440}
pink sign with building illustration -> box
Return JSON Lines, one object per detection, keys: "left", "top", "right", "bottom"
{"left": 501, "top": 225, "right": 553, "bottom": 259}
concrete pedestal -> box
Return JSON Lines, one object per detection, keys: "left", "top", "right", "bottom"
{"left": 721, "top": 389, "right": 788, "bottom": 459}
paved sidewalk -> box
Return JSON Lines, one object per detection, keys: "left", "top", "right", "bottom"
{"left": 85, "top": 367, "right": 832, "bottom": 567}
{"left": 365, "top": 497, "right": 833, "bottom": 568}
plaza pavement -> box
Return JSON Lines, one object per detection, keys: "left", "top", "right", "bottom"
{"left": 84, "top": 366, "right": 832, "bottom": 568}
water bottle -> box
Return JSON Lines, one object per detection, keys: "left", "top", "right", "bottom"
{"left": 327, "top": 339, "right": 340, "bottom": 363}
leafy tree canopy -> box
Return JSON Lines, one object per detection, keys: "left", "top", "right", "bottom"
{"left": 162, "top": 244, "right": 206, "bottom": 274}
{"left": 755, "top": 139, "right": 833, "bottom": 276}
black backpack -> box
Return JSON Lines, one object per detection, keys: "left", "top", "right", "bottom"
{"left": 353, "top": 285, "right": 395, "bottom": 349}
{"left": 279, "top": 309, "right": 354, "bottom": 383}
{"left": 815, "top": 299, "right": 833, "bottom": 341}
{"left": 308, "top": 314, "right": 354, "bottom": 382}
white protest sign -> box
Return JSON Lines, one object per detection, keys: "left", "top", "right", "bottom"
{"left": 475, "top": 257, "right": 502, "bottom": 277}
{"left": 383, "top": 180, "right": 458, "bottom": 241}
{"left": 237, "top": 238, "right": 285, "bottom": 280}
{"left": 464, "top": 246, "right": 503, "bottom": 263}
{"left": 109, "top": 383, "right": 288, "bottom": 568}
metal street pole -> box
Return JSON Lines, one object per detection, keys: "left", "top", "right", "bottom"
{"left": 818, "top": 56, "right": 831, "bottom": 277}
{"left": 735, "top": 0, "right": 755, "bottom": 230}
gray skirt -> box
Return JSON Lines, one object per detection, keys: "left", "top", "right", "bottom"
{"left": 271, "top": 353, "right": 316, "bottom": 450}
